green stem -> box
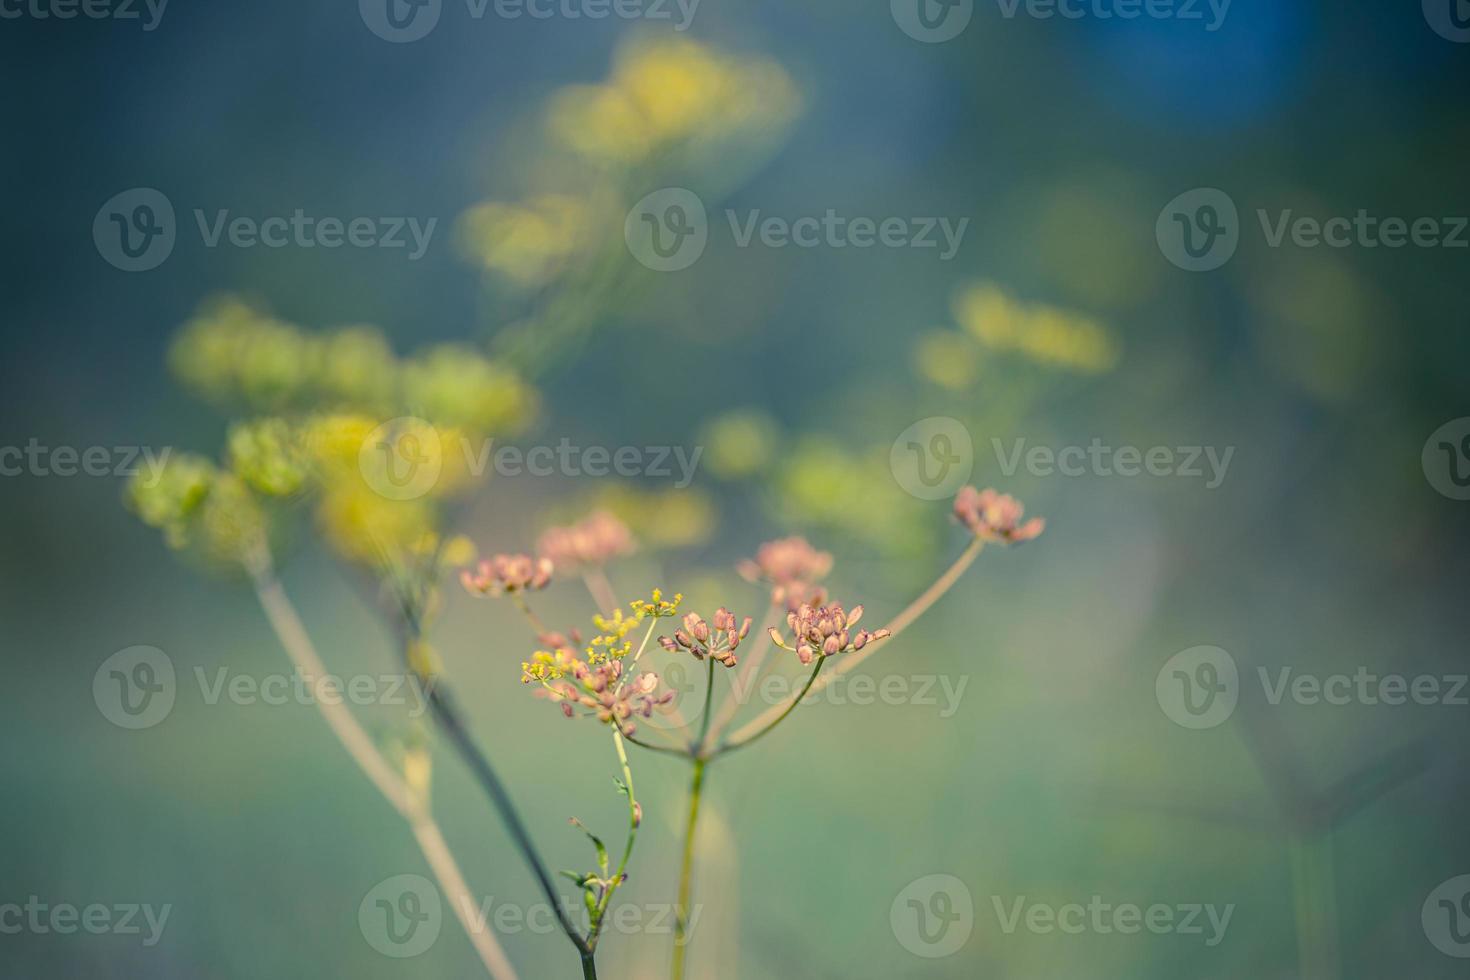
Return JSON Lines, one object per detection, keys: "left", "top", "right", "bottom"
{"left": 694, "top": 658, "right": 715, "bottom": 752}
{"left": 582, "top": 952, "right": 598, "bottom": 979}
{"left": 717, "top": 657, "right": 826, "bottom": 755}
{"left": 589, "top": 728, "right": 639, "bottom": 949}
{"left": 671, "top": 756, "right": 707, "bottom": 980}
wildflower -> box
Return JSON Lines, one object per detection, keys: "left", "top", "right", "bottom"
{"left": 737, "top": 536, "right": 832, "bottom": 609}
{"left": 588, "top": 607, "right": 642, "bottom": 664}
{"left": 770, "top": 600, "right": 891, "bottom": 666}
{"left": 538, "top": 659, "right": 673, "bottom": 735}
{"left": 227, "top": 418, "right": 309, "bottom": 497}
{"left": 537, "top": 510, "right": 635, "bottom": 570}
{"left": 461, "top": 553, "right": 553, "bottom": 597}
{"left": 629, "top": 588, "right": 683, "bottom": 619}
{"left": 522, "top": 645, "right": 581, "bottom": 684}
{"left": 126, "top": 453, "right": 217, "bottom": 549}
{"left": 659, "top": 608, "right": 752, "bottom": 668}
{"left": 400, "top": 345, "right": 539, "bottom": 436}
{"left": 952, "top": 487, "right": 1045, "bottom": 544}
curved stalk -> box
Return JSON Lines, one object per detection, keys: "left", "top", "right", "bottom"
{"left": 717, "top": 657, "right": 825, "bottom": 755}
{"left": 416, "top": 662, "right": 594, "bottom": 961}
{"left": 722, "top": 538, "right": 983, "bottom": 746}
{"left": 242, "top": 546, "right": 519, "bottom": 980}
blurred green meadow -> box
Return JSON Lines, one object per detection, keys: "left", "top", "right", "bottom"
{"left": 3, "top": 2, "right": 1470, "bottom": 978}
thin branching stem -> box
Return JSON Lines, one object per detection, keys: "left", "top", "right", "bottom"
{"left": 241, "top": 544, "right": 520, "bottom": 980}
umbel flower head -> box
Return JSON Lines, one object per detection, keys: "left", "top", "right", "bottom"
{"left": 539, "top": 659, "right": 673, "bottom": 735}
{"left": 659, "top": 608, "right": 752, "bottom": 667}
{"left": 953, "top": 486, "right": 1045, "bottom": 545}
{"left": 737, "top": 536, "right": 833, "bottom": 610}
{"left": 460, "top": 553, "right": 553, "bottom": 597}
{"left": 536, "top": 510, "right": 635, "bottom": 571}
{"left": 771, "top": 600, "right": 891, "bottom": 666}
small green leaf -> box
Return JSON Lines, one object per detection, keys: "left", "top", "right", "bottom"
{"left": 569, "top": 817, "right": 610, "bottom": 876}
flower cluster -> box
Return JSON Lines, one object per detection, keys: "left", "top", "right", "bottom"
{"left": 539, "top": 659, "right": 673, "bottom": 734}
{"left": 629, "top": 588, "right": 683, "bottom": 620}
{"left": 536, "top": 510, "right": 636, "bottom": 571}
{"left": 953, "top": 486, "right": 1046, "bottom": 544}
{"left": 738, "top": 536, "right": 832, "bottom": 610}
{"left": 771, "top": 601, "right": 891, "bottom": 666}
{"left": 659, "top": 609, "right": 752, "bottom": 668}
{"left": 460, "top": 553, "right": 553, "bottom": 597}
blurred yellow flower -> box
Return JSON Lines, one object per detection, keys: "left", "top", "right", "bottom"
{"left": 228, "top": 418, "right": 309, "bottom": 497}
{"left": 401, "top": 346, "right": 539, "bottom": 436}
{"left": 700, "top": 409, "right": 780, "bottom": 479}
{"left": 951, "top": 282, "right": 1119, "bottom": 374}
{"left": 316, "top": 326, "right": 398, "bottom": 413}
{"left": 545, "top": 37, "right": 800, "bottom": 165}
{"left": 170, "top": 297, "right": 317, "bottom": 411}
{"left": 457, "top": 194, "right": 594, "bottom": 286}
{"left": 126, "top": 452, "right": 217, "bottom": 550}
{"left": 914, "top": 330, "right": 979, "bottom": 390}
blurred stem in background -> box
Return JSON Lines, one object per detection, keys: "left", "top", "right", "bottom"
{"left": 1289, "top": 832, "right": 1341, "bottom": 980}
{"left": 240, "top": 541, "right": 520, "bottom": 980}
{"left": 667, "top": 536, "right": 989, "bottom": 980}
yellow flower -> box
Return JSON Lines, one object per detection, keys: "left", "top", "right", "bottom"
{"left": 951, "top": 282, "right": 1119, "bottom": 374}
{"left": 126, "top": 452, "right": 217, "bottom": 549}
{"left": 400, "top": 346, "right": 539, "bottom": 436}
{"left": 228, "top": 418, "right": 309, "bottom": 497}
{"left": 457, "top": 194, "right": 593, "bottom": 286}
{"left": 629, "top": 588, "right": 683, "bottom": 620}
{"left": 700, "top": 409, "right": 779, "bottom": 479}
